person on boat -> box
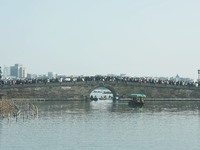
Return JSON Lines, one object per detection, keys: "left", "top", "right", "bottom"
{"left": 140, "top": 97, "right": 144, "bottom": 104}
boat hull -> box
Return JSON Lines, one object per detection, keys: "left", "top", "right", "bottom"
{"left": 128, "top": 101, "right": 144, "bottom": 107}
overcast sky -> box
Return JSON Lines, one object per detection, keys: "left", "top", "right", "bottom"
{"left": 0, "top": 0, "right": 200, "bottom": 79}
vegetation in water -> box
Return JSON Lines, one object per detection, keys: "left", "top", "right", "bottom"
{"left": 0, "top": 100, "right": 38, "bottom": 118}
{"left": 0, "top": 100, "right": 18, "bottom": 116}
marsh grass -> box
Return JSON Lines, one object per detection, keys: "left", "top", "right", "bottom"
{"left": 0, "top": 100, "right": 38, "bottom": 119}
{"left": 0, "top": 100, "right": 18, "bottom": 117}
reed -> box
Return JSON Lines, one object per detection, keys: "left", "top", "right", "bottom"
{"left": 0, "top": 100, "right": 18, "bottom": 116}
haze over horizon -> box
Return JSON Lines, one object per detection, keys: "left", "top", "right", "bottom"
{"left": 0, "top": 0, "right": 200, "bottom": 80}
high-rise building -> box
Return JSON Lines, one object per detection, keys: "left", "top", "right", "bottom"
{"left": 19, "top": 67, "right": 28, "bottom": 78}
{"left": 10, "top": 64, "right": 28, "bottom": 79}
{"left": 21, "top": 67, "right": 26, "bottom": 78}
{"left": 10, "top": 64, "right": 20, "bottom": 78}
{"left": 3, "top": 66, "right": 10, "bottom": 77}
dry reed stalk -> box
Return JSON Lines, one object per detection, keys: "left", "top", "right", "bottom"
{"left": 0, "top": 100, "right": 18, "bottom": 115}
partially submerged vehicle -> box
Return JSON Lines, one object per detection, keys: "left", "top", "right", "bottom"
{"left": 128, "top": 94, "right": 146, "bottom": 107}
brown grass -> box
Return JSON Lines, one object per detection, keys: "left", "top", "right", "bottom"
{"left": 0, "top": 100, "right": 18, "bottom": 115}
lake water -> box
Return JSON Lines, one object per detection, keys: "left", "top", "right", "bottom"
{"left": 1, "top": 100, "right": 200, "bottom": 150}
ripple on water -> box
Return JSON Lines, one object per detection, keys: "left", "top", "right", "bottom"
{"left": 0, "top": 101, "right": 200, "bottom": 150}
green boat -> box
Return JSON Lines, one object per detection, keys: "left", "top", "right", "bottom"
{"left": 128, "top": 94, "right": 146, "bottom": 106}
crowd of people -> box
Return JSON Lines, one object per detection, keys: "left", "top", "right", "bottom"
{"left": 0, "top": 75, "right": 199, "bottom": 88}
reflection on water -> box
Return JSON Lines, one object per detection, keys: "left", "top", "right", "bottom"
{"left": 34, "top": 101, "right": 200, "bottom": 114}
{"left": 1, "top": 100, "right": 200, "bottom": 150}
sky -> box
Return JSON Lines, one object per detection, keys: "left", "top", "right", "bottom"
{"left": 0, "top": 0, "right": 200, "bottom": 79}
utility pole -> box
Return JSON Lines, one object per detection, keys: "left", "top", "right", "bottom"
{"left": 198, "top": 70, "right": 200, "bottom": 88}
{"left": 0, "top": 66, "right": 2, "bottom": 86}
{"left": 0, "top": 66, "right": 2, "bottom": 99}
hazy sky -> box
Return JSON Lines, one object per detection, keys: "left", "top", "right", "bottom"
{"left": 0, "top": 0, "right": 200, "bottom": 79}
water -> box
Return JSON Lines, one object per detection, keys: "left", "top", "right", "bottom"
{"left": 90, "top": 87, "right": 113, "bottom": 100}
{"left": 1, "top": 101, "right": 200, "bottom": 150}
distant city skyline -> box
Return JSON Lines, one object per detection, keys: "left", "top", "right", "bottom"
{"left": 1, "top": 63, "right": 198, "bottom": 81}
{"left": 0, "top": 0, "right": 200, "bottom": 80}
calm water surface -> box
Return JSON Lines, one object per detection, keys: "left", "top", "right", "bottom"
{"left": 1, "top": 101, "right": 200, "bottom": 150}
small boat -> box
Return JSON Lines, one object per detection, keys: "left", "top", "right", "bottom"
{"left": 90, "top": 95, "right": 98, "bottom": 101}
{"left": 128, "top": 94, "right": 146, "bottom": 107}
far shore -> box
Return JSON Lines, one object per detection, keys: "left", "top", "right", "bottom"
{"left": 2, "top": 97, "right": 200, "bottom": 101}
